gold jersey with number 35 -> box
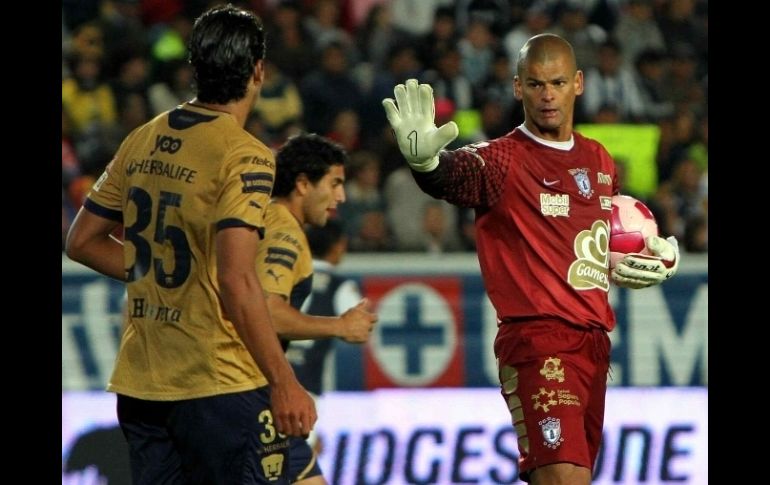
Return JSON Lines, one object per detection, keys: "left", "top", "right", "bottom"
{"left": 86, "top": 103, "right": 277, "bottom": 400}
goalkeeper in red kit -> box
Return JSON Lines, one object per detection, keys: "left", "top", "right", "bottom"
{"left": 383, "top": 34, "right": 679, "bottom": 485}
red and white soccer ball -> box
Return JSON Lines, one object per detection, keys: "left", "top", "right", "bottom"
{"left": 609, "top": 195, "right": 658, "bottom": 269}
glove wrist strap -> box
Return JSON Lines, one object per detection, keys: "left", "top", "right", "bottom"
{"left": 412, "top": 155, "right": 440, "bottom": 172}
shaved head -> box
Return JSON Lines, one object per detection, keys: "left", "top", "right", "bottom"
{"left": 517, "top": 34, "right": 577, "bottom": 77}
{"left": 513, "top": 33, "right": 583, "bottom": 141}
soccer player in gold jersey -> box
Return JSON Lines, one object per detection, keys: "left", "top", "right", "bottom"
{"left": 65, "top": 5, "right": 315, "bottom": 484}
{"left": 257, "top": 133, "right": 377, "bottom": 484}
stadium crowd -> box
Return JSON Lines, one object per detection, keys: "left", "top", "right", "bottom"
{"left": 62, "top": 0, "right": 707, "bottom": 254}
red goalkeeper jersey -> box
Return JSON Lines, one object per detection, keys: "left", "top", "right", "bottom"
{"left": 413, "top": 127, "right": 620, "bottom": 331}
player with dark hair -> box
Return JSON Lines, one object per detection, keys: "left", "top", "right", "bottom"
{"left": 383, "top": 34, "right": 680, "bottom": 484}
{"left": 65, "top": 5, "right": 315, "bottom": 484}
{"left": 257, "top": 133, "right": 377, "bottom": 484}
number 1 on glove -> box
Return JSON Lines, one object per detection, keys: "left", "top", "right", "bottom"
{"left": 382, "top": 79, "right": 458, "bottom": 172}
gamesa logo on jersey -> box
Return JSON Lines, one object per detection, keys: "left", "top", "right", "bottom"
{"left": 363, "top": 278, "right": 464, "bottom": 388}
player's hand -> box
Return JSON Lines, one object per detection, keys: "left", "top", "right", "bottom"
{"left": 382, "top": 78, "right": 459, "bottom": 172}
{"left": 611, "top": 236, "right": 680, "bottom": 289}
{"left": 339, "top": 298, "right": 378, "bottom": 343}
{"left": 270, "top": 380, "right": 317, "bottom": 437}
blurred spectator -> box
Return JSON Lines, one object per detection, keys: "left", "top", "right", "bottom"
{"left": 391, "top": 0, "right": 455, "bottom": 37}
{"left": 479, "top": 49, "right": 516, "bottom": 114}
{"left": 581, "top": 39, "right": 646, "bottom": 122}
{"left": 657, "top": 0, "right": 707, "bottom": 69}
{"left": 63, "top": 51, "right": 127, "bottom": 176}
{"left": 422, "top": 200, "right": 461, "bottom": 255}
{"left": 70, "top": 21, "right": 105, "bottom": 61}
{"left": 590, "top": 104, "right": 622, "bottom": 124}
{"left": 341, "top": 0, "right": 385, "bottom": 32}
{"left": 633, "top": 49, "right": 674, "bottom": 122}
{"left": 364, "top": 121, "right": 406, "bottom": 190}
{"left": 97, "top": 0, "right": 147, "bottom": 65}
{"left": 356, "top": 2, "right": 413, "bottom": 72}
{"left": 338, "top": 151, "right": 391, "bottom": 252}
{"left": 684, "top": 214, "right": 707, "bottom": 253}
{"left": 118, "top": 92, "right": 150, "bottom": 136}
{"left": 657, "top": 110, "right": 697, "bottom": 184}
{"left": 649, "top": 157, "right": 707, "bottom": 243}
{"left": 150, "top": 14, "right": 192, "bottom": 64}
{"left": 326, "top": 110, "right": 361, "bottom": 152}
{"left": 62, "top": 55, "right": 118, "bottom": 139}
{"left": 457, "top": 0, "right": 511, "bottom": 37}
{"left": 265, "top": 0, "right": 316, "bottom": 82}
{"left": 109, "top": 50, "right": 151, "bottom": 123}
{"left": 612, "top": 0, "right": 665, "bottom": 69}
{"left": 423, "top": 46, "right": 473, "bottom": 110}
{"left": 458, "top": 18, "right": 496, "bottom": 88}
{"left": 252, "top": 59, "right": 304, "bottom": 137}
{"left": 663, "top": 43, "right": 705, "bottom": 116}
{"left": 384, "top": 165, "right": 462, "bottom": 252}
{"left": 551, "top": 3, "right": 607, "bottom": 71}
{"left": 304, "top": 0, "right": 358, "bottom": 55}
{"left": 148, "top": 59, "right": 195, "bottom": 115}
{"left": 299, "top": 41, "right": 363, "bottom": 135}
{"left": 586, "top": 0, "right": 620, "bottom": 33}
{"left": 352, "top": 211, "right": 394, "bottom": 251}
{"left": 364, "top": 43, "right": 423, "bottom": 143}
{"left": 502, "top": 1, "right": 552, "bottom": 73}
{"left": 480, "top": 97, "right": 513, "bottom": 139}
{"left": 417, "top": 6, "right": 460, "bottom": 70}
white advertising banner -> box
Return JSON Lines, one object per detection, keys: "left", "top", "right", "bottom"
{"left": 63, "top": 388, "right": 707, "bottom": 484}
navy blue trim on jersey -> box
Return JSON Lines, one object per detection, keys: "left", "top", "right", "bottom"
{"left": 216, "top": 219, "right": 266, "bottom": 239}
{"left": 84, "top": 198, "right": 123, "bottom": 223}
{"left": 168, "top": 108, "right": 218, "bottom": 130}
{"left": 289, "top": 275, "right": 312, "bottom": 310}
{"left": 240, "top": 173, "right": 274, "bottom": 194}
{"left": 265, "top": 247, "right": 298, "bottom": 269}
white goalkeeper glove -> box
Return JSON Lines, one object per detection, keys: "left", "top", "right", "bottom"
{"left": 382, "top": 78, "right": 459, "bottom": 172}
{"left": 611, "top": 236, "right": 680, "bottom": 289}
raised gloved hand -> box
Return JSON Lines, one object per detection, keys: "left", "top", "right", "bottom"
{"left": 611, "top": 236, "right": 680, "bottom": 289}
{"left": 382, "top": 78, "right": 459, "bottom": 172}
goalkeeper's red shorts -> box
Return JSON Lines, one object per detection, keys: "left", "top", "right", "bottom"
{"left": 494, "top": 319, "right": 610, "bottom": 482}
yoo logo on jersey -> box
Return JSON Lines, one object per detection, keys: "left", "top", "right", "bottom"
{"left": 150, "top": 135, "right": 183, "bottom": 155}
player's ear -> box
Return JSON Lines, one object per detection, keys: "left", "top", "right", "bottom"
{"left": 574, "top": 70, "right": 584, "bottom": 96}
{"left": 253, "top": 59, "right": 265, "bottom": 85}
{"left": 513, "top": 76, "right": 522, "bottom": 100}
{"left": 295, "top": 173, "right": 310, "bottom": 196}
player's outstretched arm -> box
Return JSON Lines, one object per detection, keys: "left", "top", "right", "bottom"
{"left": 266, "top": 294, "right": 377, "bottom": 344}
{"left": 382, "top": 78, "right": 459, "bottom": 172}
{"left": 611, "top": 236, "right": 680, "bottom": 289}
